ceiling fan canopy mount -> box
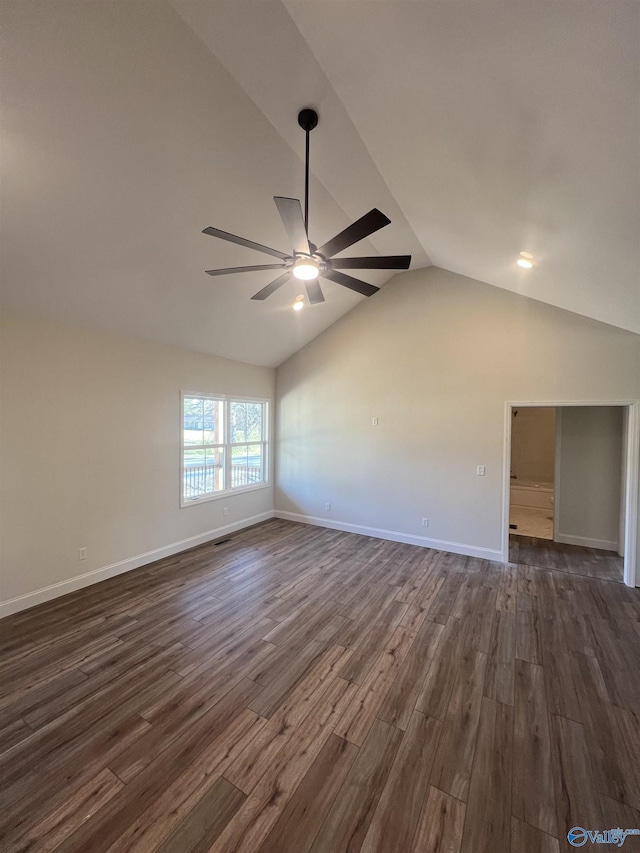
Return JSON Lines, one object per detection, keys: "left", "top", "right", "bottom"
{"left": 202, "top": 107, "right": 411, "bottom": 305}
{"left": 297, "top": 107, "right": 318, "bottom": 133}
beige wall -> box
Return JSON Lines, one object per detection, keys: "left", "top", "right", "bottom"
{"left": 510, "top": 407, "right": 555, "bottom": 484}
{"left": 0, "top": 315, "right": 275, "bottom": 612}
{"left": 275, "top": 267, "right": 640, "bottom": 565}
{"left": 556, "top": 406, "right": 623, "bottom": 551}
{"left": 3, "top": 268, "right": 639, "bottom": 614}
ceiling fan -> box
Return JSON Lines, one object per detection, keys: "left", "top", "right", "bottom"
{"left": 202, "top": 108, "right": 411, "bottom": 304}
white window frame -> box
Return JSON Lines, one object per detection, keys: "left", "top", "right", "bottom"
{"left": 180, "top": 391, "right": 270, "bottom": 507}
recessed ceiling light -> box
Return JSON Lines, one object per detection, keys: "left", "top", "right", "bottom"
{"left": 293, "top": 295, "right": 304, "bottom": 311}
{"left": 517, "top": 258, "right": 534, "bottom": 269}
{"left": 519, "top": 251, "right": 534, "bottom": 259}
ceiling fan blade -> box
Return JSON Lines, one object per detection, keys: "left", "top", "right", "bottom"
{"left": 304, "top": 280, "right": 325, "bottom": 305}
{"left": 205, "top": 264, "right": 286, "bottom": 276}
{"left": 316, "top": 209, "right": 391, "bottom": 259}
{"left": 274, "top": 197, "right": 310, "bottom": 255}
{"left": 323, "top": 269, "right": 380, "bottom": 298}
{"left": 202, "top": 226, "right": 289, "bottom": 260}
{"left": 329, "top": 255, "right": 411, "bottom": 270}
{"left": 251, "top": 271, "right": 292, "bottom": 301}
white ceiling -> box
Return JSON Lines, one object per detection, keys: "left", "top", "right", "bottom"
{"left": 2, "top": 1, "right": 638, "bottom": 368}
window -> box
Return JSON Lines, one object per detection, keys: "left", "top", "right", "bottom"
{"left": 182, "top": 394, "right": 268, "bottom": 505}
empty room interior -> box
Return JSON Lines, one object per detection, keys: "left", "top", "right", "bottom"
{"left": 1, "top": 2, "right": 640, "bottom": 852}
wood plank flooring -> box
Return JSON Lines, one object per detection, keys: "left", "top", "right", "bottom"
{"left": 1, "top": 519, "right": 640, "bottom": 852}
{"left": 509, "top": 535, "right": 624, "bottom": 582}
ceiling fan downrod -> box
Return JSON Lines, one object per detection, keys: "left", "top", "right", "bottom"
{"left": 297, "top": 108, "right": 318, "bottom": 238}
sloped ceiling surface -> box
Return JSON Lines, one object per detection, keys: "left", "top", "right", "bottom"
{"left": 1, "top": 1, "right": 638, "bottom": 369}
{"left": 283, "top": 0, "right": 640, "bottom": 336}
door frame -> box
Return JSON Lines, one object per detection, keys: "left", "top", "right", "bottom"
{"left": 501, "top": 400, "right": 639, "bottom": 587}
{"left": 553, "top": 408, "right": 562, "bottom": 544}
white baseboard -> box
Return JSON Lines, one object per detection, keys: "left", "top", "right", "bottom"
{"left": 554, "top": 532, "right": 619, "bottom": 552}
{"left": 0, "top": 511, "right": 274, "bottom": 619}
{"left": 274, "top": 510, "right": 503, "bottom": 561}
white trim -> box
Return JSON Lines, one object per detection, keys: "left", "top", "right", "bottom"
{"left": 501, "top": 400, "right": 639, "bottom": 587}
{"left": 623, "top": 402, "right": 639, "bottom": 586}
{"left": 0, "top": 511, "right": 274, "bottom": 619}
{"left": 502, "top": 402, "right": 513, "bottom": 564}
{"left": 554, "top": 534, "right": 619, "bottom": 552}
{"left": 274, "top": 511, "right": 503, "bottom": 561}
{"left": 619, "top": 407, "right": 628, "bottom": 557}
{"left": 182, "top": 481, "right": 270, "bottom": 508}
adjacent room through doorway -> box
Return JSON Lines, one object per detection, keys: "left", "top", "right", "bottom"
{"left": 507, "top": 404, "right": 627, "bottom": 583}
{"left": 509, "top": 407, "right": 555, "bottom": 539}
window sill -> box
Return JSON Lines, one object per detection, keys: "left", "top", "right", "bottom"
{"left": 180, "top": 481, "right": 270, "bottom": 509}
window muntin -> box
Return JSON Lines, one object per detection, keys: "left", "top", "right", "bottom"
{"left": 182, "top": 394, "right": 268, "bottom": 504}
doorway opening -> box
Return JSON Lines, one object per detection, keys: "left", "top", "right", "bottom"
{"left": 502, "top": 401, "right": 639, "bottom": 587}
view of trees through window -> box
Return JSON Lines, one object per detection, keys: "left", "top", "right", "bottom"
{"left": 182, "top": 395, "right": 267, "bottom": 502}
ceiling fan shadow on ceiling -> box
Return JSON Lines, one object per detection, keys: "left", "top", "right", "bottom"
{"left": 202, "top": 108, "right": 411, "bottom": 305}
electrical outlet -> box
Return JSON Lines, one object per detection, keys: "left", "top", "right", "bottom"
{"left": 78, "top": 547, "right": 87, "bottom": 561}
{"left": 421, "top": 518, "right": 429, "bottom": 528}
{"left": 372, "top": 417, "right": 379, "bottom": 426}
{"left": 223, "top": 507, "right": 229, "bottom": 517}
{"left": 477, "top": 465, "right": 486, "bottom": 476}
{"left": 324, "top": 502, "right": 331, "bottom": 511}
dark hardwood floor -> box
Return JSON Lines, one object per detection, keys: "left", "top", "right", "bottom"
{"left": 1, "top": 519, "right": 640, "bottom": 852}
{"left": 509, "top": 534, "right": 624, "bottom": 583}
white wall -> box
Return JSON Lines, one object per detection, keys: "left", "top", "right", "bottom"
{"left": 510, "top": 407, "right": 556, "bottom": 484}
{"left": 0, "top": 315, "right": 275, "bottom": 614}
{"left": 275, "top": 267, "right": 640, "bottom": 566}
{"left": 555, "top": 406, "right": 623, "bottom": 551}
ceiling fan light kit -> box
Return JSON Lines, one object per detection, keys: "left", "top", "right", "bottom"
{"left": 292, "top": 256, "right": 321, "bottom": 281}
{"left": 203, "top": 108, "right": 411, "bottom": 304}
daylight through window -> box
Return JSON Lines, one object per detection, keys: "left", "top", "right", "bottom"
{"left": 182, "top": 394, "right": 268, "bottom": 504}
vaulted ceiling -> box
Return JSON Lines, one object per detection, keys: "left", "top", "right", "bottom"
{"left": 2, "top": 1, "right": 638, "bottom": 367}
